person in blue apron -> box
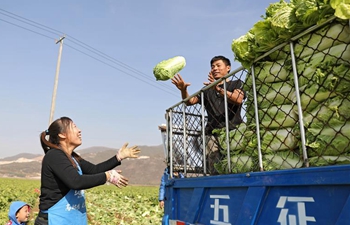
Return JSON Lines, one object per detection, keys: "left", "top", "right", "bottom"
{"left": 34, "top": 116, "right": 141, "bottom": 225}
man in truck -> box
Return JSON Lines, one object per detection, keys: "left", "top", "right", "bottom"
{"left": 171, "top": 55, "right": 245, "bottom": 174}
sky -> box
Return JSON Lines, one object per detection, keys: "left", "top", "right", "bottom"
{"left": 0, "top": 0, "right": 275, "bottom": 158}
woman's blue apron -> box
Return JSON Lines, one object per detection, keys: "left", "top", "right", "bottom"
{"left": 46, "top": 157, "right": 87, "bottom": 225}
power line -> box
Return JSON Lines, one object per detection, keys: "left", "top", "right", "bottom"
{"left": 0, "top": 9, "right": 62, "bottom": 37}
{"left": 0, "top": 18, "right": 55, "bottom": 40}
{"left": 0, "top": 13, "right": 179, "bottom": 96}
{"left": 0, "top": 8, "right": 179, "bottom": 96}
{"left": 0, "top": 8, "right": 158, "bottom": 84}
{"left": 64, "top": 43, "right": 179, "bottom": 97}
{"left": 63, "top": 37, "right": 179, "bottom": 95}
{"left": 65, "top": 37, "right": 164, "bottom": 85}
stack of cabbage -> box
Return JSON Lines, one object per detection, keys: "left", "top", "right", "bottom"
{"left": 231, "top": 0, "right": 350, "bottom": 69}
{"left": 213, "top": 123, "right": 258, "bottom": 174}
{"left": 215, "top": 0, "right": 350, "bottom": 173}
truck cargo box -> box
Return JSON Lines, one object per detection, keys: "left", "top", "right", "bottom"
{"left": 161, "top": 5, "right": 350, "bottom": 225}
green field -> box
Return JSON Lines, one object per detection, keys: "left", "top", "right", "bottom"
{"left": 0, "top": 178, "right": 163, "bottom": 224}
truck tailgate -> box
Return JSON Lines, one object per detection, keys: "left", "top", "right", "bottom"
{"left": 163, "top": 165, "right": 350, "bottom": 225}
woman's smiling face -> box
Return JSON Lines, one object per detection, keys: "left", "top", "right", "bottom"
{"left": 66, "top": 122, "right": 82, "bottom": 148}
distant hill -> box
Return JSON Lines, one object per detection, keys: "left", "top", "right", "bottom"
{"left": 0, "top": 153, "right": 42, "bottom": 161}
{"left": 76, "top": 146, "right": 115, "bottom": 154}
{"left": 0, "top": 145, "right": 166, "bottom": 186}
{"left": 77, "top": 145, "right": 166, "bottom": 159}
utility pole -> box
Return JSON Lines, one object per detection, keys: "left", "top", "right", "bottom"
{"left": 49, "top": 36, "right": 65, "bottom": 126}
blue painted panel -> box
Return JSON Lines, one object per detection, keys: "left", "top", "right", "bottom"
{"left": 257, "top": 186, "right": 350, "bottom": 225}
{"left": 163, "top": 165, "right": 350, "bottom": 225}
{"left": 183, "top": 187, "right": 247, "bottom": 224}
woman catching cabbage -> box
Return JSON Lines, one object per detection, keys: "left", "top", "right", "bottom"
{"left": 34, "top": 116, "right": 140, "bottom": 225}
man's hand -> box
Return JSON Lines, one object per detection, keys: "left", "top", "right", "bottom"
{"left": 106, "top": 170, "right": 128, "bottom": 188}
{"left": 171, "top": 74, "right": 190, "bottom": 91}
{"left": 159, "top": 200, "right": 165, "bottom": 209}
{"left": 117, "top": 143, "right": 141, "bottom": 161}
{"left": 204, "top": 71, "right": 222, "bottom": 93}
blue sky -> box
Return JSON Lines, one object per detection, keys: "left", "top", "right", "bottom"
{"left": 0, "top": 0, "right": 274, "bottom": 158}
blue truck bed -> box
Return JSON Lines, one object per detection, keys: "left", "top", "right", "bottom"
{"left": 163, "top": 164, "right": 350, "bottom": 225}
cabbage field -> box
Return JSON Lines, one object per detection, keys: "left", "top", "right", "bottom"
{"left": 0, "top": 178, "right": 163, "bottom": 224}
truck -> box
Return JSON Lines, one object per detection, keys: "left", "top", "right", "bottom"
{"left": 159, "top": 11, "right": 350, "bottom": 225}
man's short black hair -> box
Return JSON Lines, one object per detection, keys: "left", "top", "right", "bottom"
{"left": 210, "top": 56, "right": 231, "bottom": 67}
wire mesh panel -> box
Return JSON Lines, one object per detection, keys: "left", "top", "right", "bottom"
{"left": 295, "top": 20, "right": 350, "bottom": 166}
{"left": 210, "top": 69, "right": 253, "bottom": 175}
{"left": 166, "top": 69, "right": 250, "bottom": 177}
{"left": 165, "top": 18, "right": 350, "bottom": 177}
{"left": 167, "top": 103, "right": 205, "bottom": 178}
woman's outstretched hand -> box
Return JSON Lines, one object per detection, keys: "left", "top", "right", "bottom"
{"left": 116, "top": 142, "right": 141, "bottom": 160}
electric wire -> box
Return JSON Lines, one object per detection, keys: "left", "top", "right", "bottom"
{"left": 0, "top": 18, "right": 55, "bottom": 40}
{"left": 0, "top": 8, "right": 169, "bottom": 87}
{"left": 0, "top": 9, "right": 178, "bottom": 94}
{"left": 65, "top": 43, "right": 179, "bottom": 97}
{"left": 0, "top": 7, "right": 174, "bottom": 86}
{"left": 67, "top": 37, "right": 164, "bottom": 85}
{"left": 0, "top": 8, "right": 179, "bottom": 96}
{"left": 0, "top": 9, "right": 62, "bottom": 37}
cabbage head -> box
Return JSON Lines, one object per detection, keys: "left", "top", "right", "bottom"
{"left": 153, "top": 56, "right": 186, "bottom": 81}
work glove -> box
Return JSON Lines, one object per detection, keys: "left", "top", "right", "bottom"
{"left": 107, "top": 170, "right": 128, "bottom": 188}
{"left": 116, "top": 142, "right": 141, "bottom": 161}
